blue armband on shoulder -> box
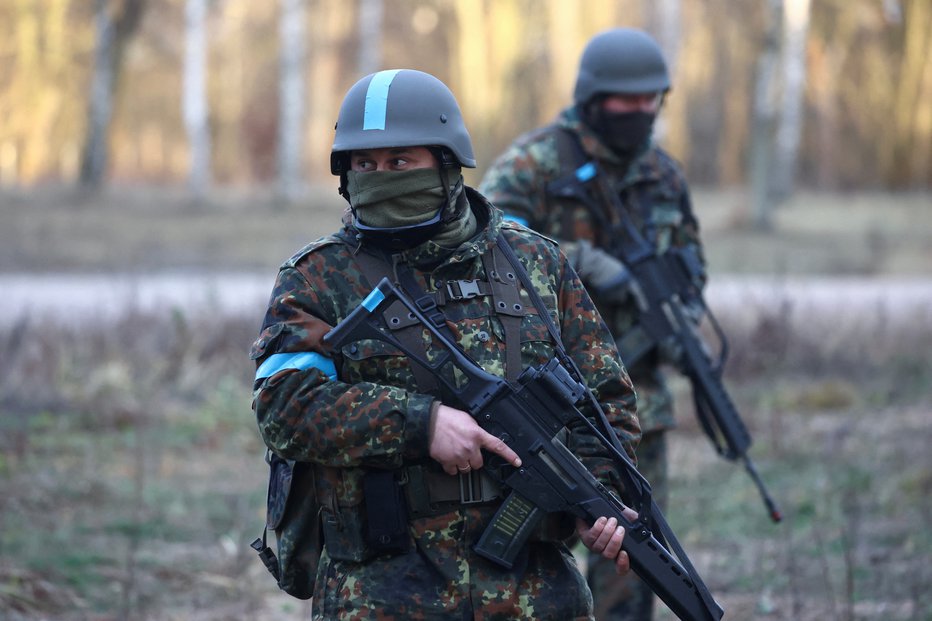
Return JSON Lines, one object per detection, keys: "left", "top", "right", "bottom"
{"left": 255, "top": 352, "right": 337, "bottom": 382}
{"left": 504, "top": 214, "right": 529, "bottom": 227}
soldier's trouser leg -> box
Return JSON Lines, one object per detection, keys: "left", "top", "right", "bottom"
{"left": 587, "top": 430, "right": 668, "bottom": 621}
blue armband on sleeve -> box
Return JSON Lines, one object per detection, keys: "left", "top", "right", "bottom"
{"left": 504, "top": 214, "right": 529, "bottom": 227}
{"left": 255, "top": 352, "right": 337, "bottom": 382}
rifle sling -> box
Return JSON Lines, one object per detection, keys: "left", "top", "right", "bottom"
{"left": 353, "top": 249, "right": 441, "bottom": 394}
{"left": 353, "top": 243, "right": 530, "bottom": 387}
{"left": 494, "top": 235, "right": 628, "bottom": 459}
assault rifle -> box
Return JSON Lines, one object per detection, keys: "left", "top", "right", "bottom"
{"left": 548, "top": 156, "right": 783, "bottom": 523}
{"left": 324, "top": 277, "right": 724, "bottom": 621}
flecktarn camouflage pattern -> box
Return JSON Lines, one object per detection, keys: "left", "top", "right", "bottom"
{"left": 251, "top": 188, "right": 640, "bottom": 620}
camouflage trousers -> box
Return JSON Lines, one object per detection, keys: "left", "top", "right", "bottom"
{"left": 313, "top": 539, "right": 594, "bottom": 620}
{"left": 586, "top": 430, "right": 668, "bottom": 621}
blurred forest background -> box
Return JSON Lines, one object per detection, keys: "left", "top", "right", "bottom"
{"left": 2, "top": 0, "right": 932, "bottom": 203}
{"left": 2, "top": 1, "right": 932, "bottom": 620}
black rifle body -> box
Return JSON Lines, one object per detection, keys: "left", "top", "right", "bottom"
{"left": 552, "top": 161, "right": 782, "bottom": 522}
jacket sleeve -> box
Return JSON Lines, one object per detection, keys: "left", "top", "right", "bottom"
{"left": 251, "top": 265, "right": 434, "bottom": 469}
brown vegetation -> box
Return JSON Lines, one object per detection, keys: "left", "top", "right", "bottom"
{"left": 1, "top": 188, "right": 931, "bottom": 619}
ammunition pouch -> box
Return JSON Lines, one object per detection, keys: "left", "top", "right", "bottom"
{"left": 318, "top": 462, "right": 571, "bottom": 565}
{"left": 363, "top": 470, "right": 410, "bottom": 556}
{"left": 251, "top": 452, "right": 322, "bottom": 600}
{"left": 402, "top": 464, "right": 503, "bottom": 519}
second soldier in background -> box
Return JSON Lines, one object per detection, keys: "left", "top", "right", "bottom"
{"left": 481, "top": 28, "right": 708, "bottom": 621}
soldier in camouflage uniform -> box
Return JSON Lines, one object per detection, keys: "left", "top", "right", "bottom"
{"left": 251, "top": 69, "right": 642, "bottom": 620}
{"left": 480, "top": 29, "right": 707, "bottom": 621}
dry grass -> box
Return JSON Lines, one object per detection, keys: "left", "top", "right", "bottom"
{"left": 2, "top": 185, "right": 931, "bottom": 276}
{"left": 0, "top": 289, "right": 929, "bottom": 620}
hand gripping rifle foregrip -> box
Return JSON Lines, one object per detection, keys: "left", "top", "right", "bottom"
{"left": 324, "top": 278, "right": 724, "bottom": 621}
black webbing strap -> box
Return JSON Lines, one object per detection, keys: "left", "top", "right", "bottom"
{"left": 493, "top": 235, "right": 561, "bottom": 350}
{"left": 494, "top": 235, "right": 628, "bottom": 457}
{"left": 392, "top": 262, "right": 458, "bottom": 344}
{"left": 353, "top": 250, "right": 439, "bottom": 393}
{"left": 556, "top": 129, "right": 654, "bottom": 263}
{"left": 481, "top": 247, "right": 524, "bottom": 383}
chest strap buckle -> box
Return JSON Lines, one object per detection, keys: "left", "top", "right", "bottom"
{"left": 446, "top": 279, "right": 486, "bottom": 301}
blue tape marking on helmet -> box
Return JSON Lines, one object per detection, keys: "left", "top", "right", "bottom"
{"left": 575, "top": 162, "right": 597, "bottom": 182}
{"left": 363, "top": 69, "right": 402, "bottom": 131}
{"left": 362, "top": 288, "right": 386, "bottom": 311}
{"left": 256, "top": 352, "right": 337, "bottom": 382}
{"left": 504, "top": 214, "right": 529, "bottom": 227}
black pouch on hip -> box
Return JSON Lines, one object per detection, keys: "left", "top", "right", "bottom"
{"left": 363, "top": 470, "right": 411, "bottom": 556}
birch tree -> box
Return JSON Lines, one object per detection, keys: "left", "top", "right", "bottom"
{"left": 278, "top": 0, "right": 306, "bottom": 203}
{"left": 647, "top": 0, "right": 682, "bottom": 144}
{"left": 79, "top": 0, "right": 114, "bottom": 190}
{"left": 357, "top": 0, "right": 384, "bottom": 76}
{"left": 772, "top": 0, "right": 811, "bottom": 200}
{"left": 183, "top": 0, "right": 211, "bottom": 198}
{"left": 748, "top": 0, "right": 783, "bottom": 230}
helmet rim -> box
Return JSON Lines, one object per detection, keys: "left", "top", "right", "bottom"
{"left": 331, "top": 69, "right": 476, "bottom": 175}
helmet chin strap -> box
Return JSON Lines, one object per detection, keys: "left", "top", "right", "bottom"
{"left": 429, "top": 147, "right": 466, "bottom": 224}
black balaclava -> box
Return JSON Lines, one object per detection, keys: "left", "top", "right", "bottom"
{"left": 582, "top": 97, "right": 657, "bottom": 157}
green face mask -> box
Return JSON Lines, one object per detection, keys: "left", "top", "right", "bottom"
{"left": 347, "top": 168, "right": 453, "bottom": 229}
{"left": 346, "top": 167, "right": 465, "bottom": 249}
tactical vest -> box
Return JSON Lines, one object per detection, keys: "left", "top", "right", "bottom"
{"left": 254, "top": 233, "right": 574, "bottom": 599}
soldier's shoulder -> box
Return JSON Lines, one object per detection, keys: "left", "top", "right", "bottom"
{"left": 485, "top": 125, "right": 565, "bottom": 185}
{"left": 515, "top": 123, "right": 563, "bottom": 147}
{"left": 499, "top": 220, "right": 560, "bottom": 253}
{"left": 494, "top": 123, "right": 563, "bottom": 161}
{"left": 282, "top": 235, "right": 346, "bottom": 269}
{"left": 647, "top": 145, "right": 688, "bottom": 179}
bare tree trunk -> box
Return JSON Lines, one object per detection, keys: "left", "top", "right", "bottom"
{"left": 184, "top": 0, "right": 211, "bottom": 199}
{"left": 278, "top": 0, "right": 306, "bottom": 204}
{"left": 749, "top": 0, "right": 783, "bottom": 231}
{"left": 79, "top": 0, "right": 114, "bottom": 190}
{"left": 78, "top": 0, "right": 146, "bottom": 191}
{"left": 647, "top": 0, "right": 682, "bottom": 144}
{"left": 545, "top": 0, "right": 580, "bottom": 116}
{"left": 892, "top": 0, "right": 932, "bottom": 186}
{"left": 357, "top": 0, "right": 383, "bottom": 76}
{"left": 773, "top": 0, "right": 811, "bottom": 201}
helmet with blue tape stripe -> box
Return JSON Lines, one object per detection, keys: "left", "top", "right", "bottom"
{"left": 331, "top": 69, "right": 476, "bottom": 175}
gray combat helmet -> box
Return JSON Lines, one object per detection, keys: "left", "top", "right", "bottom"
{"left": 573, "top": 28, "right": 671, "bottom": 104}
{"left": 331, "top": 69, "right": 476, "bottom": 174}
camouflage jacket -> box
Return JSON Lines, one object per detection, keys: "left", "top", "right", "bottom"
{"left": 480, "top": 106, "right": 706, "bottom": 432}
{"left": 251, "top": 187, "right": 639, "bottom": 619}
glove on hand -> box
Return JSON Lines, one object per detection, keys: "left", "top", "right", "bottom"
{"left": 658, "top": 299, "right": 706, "bottom": 371}
{"left": 571, "top": 240, "right": 646, "bottom": 307}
